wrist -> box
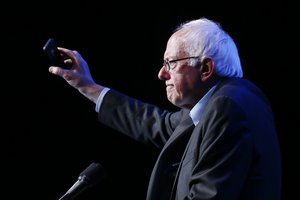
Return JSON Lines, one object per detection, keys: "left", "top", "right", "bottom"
{"left": 79, "top": 83, "right": 105, "bottom": 104}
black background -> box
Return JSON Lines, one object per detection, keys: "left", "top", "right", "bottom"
{"left": 2, "top": 1, "right": 295, "bottom": 200}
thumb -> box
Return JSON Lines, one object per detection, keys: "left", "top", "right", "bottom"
{"left": 49, "top": 66, "right": 63, "bottom": 76}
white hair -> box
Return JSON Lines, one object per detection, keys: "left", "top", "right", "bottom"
{"left": 175, "top": 17, "right": 243, "bottom": 78}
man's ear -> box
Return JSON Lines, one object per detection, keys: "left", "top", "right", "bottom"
{"left": 200, "top": 57, "right": 215, "bottom": 81}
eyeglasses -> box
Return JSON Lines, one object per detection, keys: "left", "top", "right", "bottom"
{"left": 163, "top": 56, "right": 200, "bottom": 71}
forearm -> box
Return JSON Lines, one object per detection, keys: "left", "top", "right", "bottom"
{"left": 98, "top": 89, "right": 176, "bottom": 148}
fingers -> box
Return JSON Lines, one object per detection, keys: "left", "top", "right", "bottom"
{"left": 57, "top": 47, "right": 81, "bottom": 59}
{"left": 57, "top": 46, "right": 72, "bottom": 54}
{"left": 64, "top": 58, "right": 73, "bottom": 66}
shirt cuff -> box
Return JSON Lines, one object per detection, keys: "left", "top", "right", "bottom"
{"left": 95, "top": 87, "right": 111, "bottom": 113}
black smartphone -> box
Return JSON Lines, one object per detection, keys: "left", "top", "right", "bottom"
{"left": 43, "top": 38, "right": 69, "bottom": 69}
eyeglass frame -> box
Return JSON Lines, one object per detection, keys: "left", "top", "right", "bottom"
{"left": 163, "top": 56, "right": 200, "bottom": 71}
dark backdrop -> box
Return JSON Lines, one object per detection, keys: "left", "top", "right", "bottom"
{"left": 2, "top": 1, "right": 294, "bottom": 200}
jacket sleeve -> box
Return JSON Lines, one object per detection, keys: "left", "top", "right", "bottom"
{"left": 97, "top": 89, "right": 185, "bottom": 149}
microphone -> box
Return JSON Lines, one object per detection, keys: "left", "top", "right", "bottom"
{"left": 58, "top": 162, "right": 106, "bottom": 200}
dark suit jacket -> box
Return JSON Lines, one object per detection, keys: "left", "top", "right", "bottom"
{"left": 98, "top": 77, "right": 282, "bottom": 200}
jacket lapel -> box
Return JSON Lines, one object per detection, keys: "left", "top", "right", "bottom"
{"left": 147, "top": 113, "right": 195, "bottom": 200}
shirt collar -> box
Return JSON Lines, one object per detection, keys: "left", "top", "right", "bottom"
{"left": 189, "top": 81, "right": 220, "bottom": 126}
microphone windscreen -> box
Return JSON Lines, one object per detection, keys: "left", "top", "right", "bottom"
{"left": 79, "top": 162, "right": 106, "bottom": 186}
